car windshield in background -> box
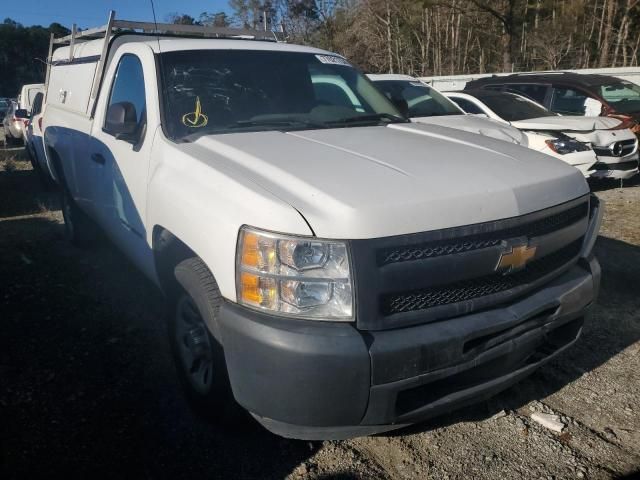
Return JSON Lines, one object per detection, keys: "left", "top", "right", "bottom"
{"left": 374, "top": 80, "right": 462, "bottom": 117}
{"left": 159, "top": 50, "right": 405, "bottom": 141}
{"left": 598, "top": 82, "right": 640, "bottom": 113}
{"left": 476, "top": 92, "right": 553, "bottom": 121}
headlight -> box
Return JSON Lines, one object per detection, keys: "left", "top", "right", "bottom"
{"left": 236, "top": 226, "right": 353, "bottom": 320}
{"left": 545, "top": 138, "right": 591, "bottom": 155}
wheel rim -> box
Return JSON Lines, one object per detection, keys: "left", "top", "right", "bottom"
{"left": 175, "top": 296, "right": 214, "bottom": 395}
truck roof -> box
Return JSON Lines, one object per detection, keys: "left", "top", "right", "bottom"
{"left": 51, "top": 35, "right": 335, "bottom": 62}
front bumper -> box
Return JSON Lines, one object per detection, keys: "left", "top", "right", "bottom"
{"left": 590, "top": 154, "right": 639, "bottom": 180}
{"left": 553, "top": 149, "right": 599, "bottom": 178}
{"left": 219, "top": 254, "right": 600, "bottom": 440}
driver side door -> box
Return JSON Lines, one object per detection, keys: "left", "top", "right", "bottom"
{"left": 89, "top": 48, "right": 156, "bottom": 271}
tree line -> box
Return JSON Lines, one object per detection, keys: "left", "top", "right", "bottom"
{"left": 215, "top": 0, "right": 640, "bottom": 76}
{"left": 0, "top": 19, "right": 69, "bottom": 97}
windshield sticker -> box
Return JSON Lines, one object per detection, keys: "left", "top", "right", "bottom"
{"left": 409, "top": 82, "right": 425, "bottom": 87}
{"left": 182, "top": 96, "right": 208, "bottom": 128}
{"left": 315, "top": 54, "right": 351, "bottom": 66}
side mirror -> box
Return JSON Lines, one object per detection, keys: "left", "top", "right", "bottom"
{"left": 105, "top": 101, "right": 138, "bottom": 141}
{"left": 15, "top": 109, "right": 29, "bottom": 119}
{"left": 390, "top": 97, "right": 409, "bottom": 118}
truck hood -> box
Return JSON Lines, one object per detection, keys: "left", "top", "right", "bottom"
{"left": 511, "top": 116, "right": 622, "bottom": 131}
{"left": 411, "top": 114, "right": 526, "bottom": 145}
{"left": 186, "top": 123, "right": 588, "bottom": 239}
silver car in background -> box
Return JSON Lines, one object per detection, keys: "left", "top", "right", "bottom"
{"left": 2, "top": 102, "right": 30, "bottom": 146}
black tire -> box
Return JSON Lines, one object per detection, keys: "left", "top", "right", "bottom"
{"left": 3, "top": 127, "right": 15, "bottom": 146}
{"left": 169, "top": 257, "right": 248, "bottom": 426}
{"left": 60, "top": 188, "right": 98, "bottom": 247}
{"left": 26, "top": 142, "right": 35, "bottom": 163}
{"left": 29, "top": 148, "right": 53, "bottom": 190}
{"left": 7, "top": 130, "right": 22, "bottom": 146}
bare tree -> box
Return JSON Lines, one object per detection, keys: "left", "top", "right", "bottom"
{"left": 215, "top": 0, "right": 640, "bottom": 75}
{"left": 598, "top": 0, "right": 616, "bottom": 67}
{"left": 469, "top": 0, "right": 521, "bottom": 71}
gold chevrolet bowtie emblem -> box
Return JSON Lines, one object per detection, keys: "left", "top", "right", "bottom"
{"left": 496, "top": 244, "right": 537, "bottom": 273}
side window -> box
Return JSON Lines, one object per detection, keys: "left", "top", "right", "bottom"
{"left": 504, "top": 84, "right": 548, "bottom": 104}
{"left": 31, "top": 92, "right": 43, "bottom": 116}
{"left": 549, "top": 86, "right": 589, "bottom": 115}
{"left": 452, "top": 97, "right": 483, "bottom": 114}
{"left": 105, "top": 55, "right": 146, "bottom": 131}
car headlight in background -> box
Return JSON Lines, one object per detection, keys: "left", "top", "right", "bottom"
{"left": 236, "top": 226, "right": 353, "bottom": 320}
{"left": 545, "top": 138, "right": 591, "bottom": 155}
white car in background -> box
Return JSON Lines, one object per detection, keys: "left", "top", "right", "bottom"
{"left": 2, "top": 101, "right": 29, "bottom": 146}
{"left": 447, "top": 89, "right": 638, "bottom": 180}
{"left": 18, "top": 83, "right": 45, "bottom": 112}
{"left": 367, "top": 74, "right": 526, "bottom": 146}
{"left": 25, "top": 91, "right": 52, "bottom": 183}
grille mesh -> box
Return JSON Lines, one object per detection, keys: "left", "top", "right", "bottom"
{"left": 379, "top": 202, "right": 588, "bottom": 265}
{"left": 382, "top": 239, "right": 583, "bottom": 315}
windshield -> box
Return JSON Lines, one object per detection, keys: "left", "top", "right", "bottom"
{"left": 373, "top": 80, "right": 462, "bottom": 117}
{"left": 159, "top": 50, "right": 405, "bottom": 141}
{"left": 475, "top": 92, "right": 553, "bottom": 121}
{"left": 598, "top": 81, "right": 640, "bottom": 113}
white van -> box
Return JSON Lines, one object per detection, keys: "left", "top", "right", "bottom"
{"left": 42, "top": 13, "right": 602, "bottom": 440}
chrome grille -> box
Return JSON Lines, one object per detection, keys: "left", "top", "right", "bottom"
{"left": 593, "top": 139, "right": 637, "bottom": 157}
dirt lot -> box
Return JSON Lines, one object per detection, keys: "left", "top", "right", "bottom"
{"left": 1, "top": 141, "right": 639, "bottom": 479}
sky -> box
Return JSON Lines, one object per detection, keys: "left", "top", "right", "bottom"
{"left": 2, "top": 0, "right": 232, "bottom": 28}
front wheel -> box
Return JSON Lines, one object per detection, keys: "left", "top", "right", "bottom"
{"left": 169, "top": 257, "right": 248, "bottom": 425}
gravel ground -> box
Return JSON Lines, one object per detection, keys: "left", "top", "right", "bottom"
{"left": 1, "top": 142, "right": 639, "bottom": 479}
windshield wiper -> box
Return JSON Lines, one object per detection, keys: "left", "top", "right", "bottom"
{"left": 418, "top": 111, "right": 460, "bottom": 117}
{"left": 229, "top": 118, "right": 327, "bottom": 130}
{"left": 179, "top": 118, "right": 326, "bottom": 142}
{"left": 326, "top": 113, "right": 408, "bottom": 126}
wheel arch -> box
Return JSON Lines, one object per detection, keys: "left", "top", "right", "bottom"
{"left": 152, "top": 225, "right": 199, "bottom": 298}
{"left": 45, "top": 146, "right": 64, "bottom": 187}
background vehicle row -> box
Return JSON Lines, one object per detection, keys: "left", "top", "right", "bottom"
{"left": 447, "top": 89, "right": 639, "bottom": 180}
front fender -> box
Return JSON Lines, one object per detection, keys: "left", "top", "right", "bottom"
{"left": 146, "top": 134, "right": 313, "bottom": 301}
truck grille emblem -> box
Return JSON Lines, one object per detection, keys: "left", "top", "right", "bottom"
{"left": 496, "top": 243, "right": 537, "bottom": 273}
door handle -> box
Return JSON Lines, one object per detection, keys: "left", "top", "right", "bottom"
{"left": 91, "top": 153, "right": 105, "bottom": 165}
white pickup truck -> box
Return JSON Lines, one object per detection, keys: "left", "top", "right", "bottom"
{"left": 42, "top": 16, "right": 602, "bottom": 440}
